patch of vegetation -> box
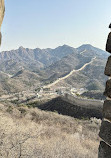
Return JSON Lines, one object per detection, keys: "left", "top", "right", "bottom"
{"left": 18, "top": 107, "right": 27, "bottom": 115}
{"left": 75, "top": 93, "right": 80, "bottom": 96}
{"left": 35, "top": 88, "right": 41, "bottom": 92}
{"left": 43, "top": 88, "right": 50, "bottom": 91}
{"left": 11, "top": 99, "right": 19, "bottom": 104}
{"left": 6, "top": 106, "right": 13, "bottom": 113}
{"left": 27, "top": 100, "right": 44, "bottom": 108}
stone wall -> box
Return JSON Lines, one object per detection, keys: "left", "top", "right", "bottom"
{"left": 0, "top": 0, "right": 5, "bottom": 45}
{"left": 98, "top": 56, "right": 111, "bottom": 157}
{"left": 37, "top": 95, "right": 103, "bottom": 119}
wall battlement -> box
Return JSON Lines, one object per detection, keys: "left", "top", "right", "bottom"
{"left": 98, "top": 56, "right": 111, "bottom": 157}
{"left": 0, "top": 1, "right": 110, "bottom": 156}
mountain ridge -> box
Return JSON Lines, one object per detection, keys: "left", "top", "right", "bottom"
{"left": 0, "top": 44, "right": 109, "bottom": 97}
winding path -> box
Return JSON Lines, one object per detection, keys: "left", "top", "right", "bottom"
{"left": 0, "top": 71, "right": 12, "bottom": 78}
{"left": 44, "top": 57, "right": 96, "bottom": 88}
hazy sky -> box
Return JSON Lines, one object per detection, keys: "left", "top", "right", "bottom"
{"left": 1, "top": 0, "right": 111, "bottom": 51}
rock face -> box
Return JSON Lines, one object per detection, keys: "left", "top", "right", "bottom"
{"left": 103, "top": 100, "right": 111, "bottom": 120}
{"left": 0, "top": 0, "right": 5, "bottom": 45}
{"left": 98, "top": 141, "right": 111, "bottom": 158}
{"left": 98, "top": 55, "right": 111, "bottom": 157}
{"left": 104, "top": 56, "right": 111, "bottom": 76}
{"left": 104, "top": 79, "right": 111, "bottom": 98}
{"left": 99, "top": 121, "right": 111, "bottom": 146}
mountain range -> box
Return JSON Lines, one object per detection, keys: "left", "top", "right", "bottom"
{"left": 0, "top": 44, "right": 109, "bottom": 97}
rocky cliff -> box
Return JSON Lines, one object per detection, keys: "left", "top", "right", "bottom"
{"left": 98, "top": 56, "right": 111, "bottom": 157}
{"left": 0, "top": 0, "right": 5, "bottom": 45}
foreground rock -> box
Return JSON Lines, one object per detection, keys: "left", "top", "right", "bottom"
{"left": 99, "top": 121, "right": 111, "bottom": 146}
{"left": 99, "top": 55, "right": 111, "bottom": 157}
{"left": 103, "top": 100, "right": 111, "bottom": 120}
{"left": 0, "top": 0, "right": 5, "bottom": 45}
{"left": 104, "top": 56, "right": 111, "bottom": 76}
{"left": 98, "top": 141, "right": 111, "bottom": 158}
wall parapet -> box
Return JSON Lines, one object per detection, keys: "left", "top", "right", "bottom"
{"left": 98, "top": 55, "right": 111, "bottom": 157}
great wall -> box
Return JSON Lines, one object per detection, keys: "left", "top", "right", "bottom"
{"left": 0, "top": 0, "right": 111, "bottom": 157}
{"left": 98, "top": 55, "right": 111, "bottom": 157}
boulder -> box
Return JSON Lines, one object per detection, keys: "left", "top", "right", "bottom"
{"left": 104, "top": 56, "right": 111, "bottom": 76}
{"left": 103, "top": 100, "right": 111, "bottom": 120}
{"left": 99, "top": 120, "right": 111, "bottom": 146}
{"left": 98, "top": 141, "right": 111, "bottom": 158}
{"left": 104, "top": 79, "right": 111, "bottom": 98}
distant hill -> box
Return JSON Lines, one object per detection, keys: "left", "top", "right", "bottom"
{"left": 41, "top": 45, "right": 108, "bottom": 92}
{"left": 0, "top": 45, "right": 77, "bottom": 74}
{"left": 0, "top": 44, "right": 109, "bottom": 96}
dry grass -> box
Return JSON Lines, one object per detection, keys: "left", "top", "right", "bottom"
{"left": 0, "top": 103, "right": 101, "bottom": 158}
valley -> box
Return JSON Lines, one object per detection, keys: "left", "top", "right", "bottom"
{"left": 0, "top": 44, "right": 108, "bottom": 100}
{"left": 0, "top": 44, "right": 107, "bottom": 158}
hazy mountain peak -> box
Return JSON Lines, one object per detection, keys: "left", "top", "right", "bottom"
{"left": 62, "top": 44, "right": 72, "bottom": 47}
{"left": 18, "top": 46, "right": 25, "bottom": 50}
{"left": 0, "top": 44, "right": 109, "bottom": 96}
{"left": 77, "top": 44, "right": 109, "bottom": 59}
{"left": 48, "top": 44, "right": 77, "bottom": 59}
{"left": 60, "top": 44, "right": 75, "bottom": 49}
{"left": 77, "top": 44, "right": 94, "bottom": 50}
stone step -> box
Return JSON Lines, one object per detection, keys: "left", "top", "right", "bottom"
{"left": 103, "top": 100, "right": 111, "bottom": 121}
{"left": 99, "top": 120, "right": 111, "bottom": 146}
{"left": 98, "top": 141, "right": 111, "bottom": 158}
